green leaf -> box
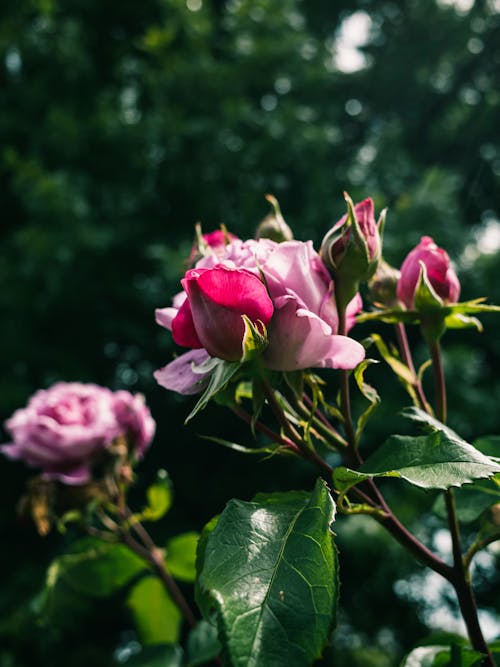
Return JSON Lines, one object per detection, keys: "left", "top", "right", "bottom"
{"left": 44, "top": 538, "right": 146, "bottom": 599}
{"left": 354, "top": 359, "right": 381, "bottom": 441}
{"left": 123, "top": 644, "right": 184, "bottom": 667}
{"left": 433, "top": 479, "right": 500, "bottom": 524}
{"left": 165, "top": 532, "right": 199, "bottom": 583}
{"left": 185, "top": 358, "right": 241, "bottom": 423}
{"left": 333, "top": 429, "right": 500, "bottom": 493}
{"left": 186, "top": 619, "right": 221, "bottom": 667}
{"left": 357, "top": 308, "right": 419, "bottom": 325}
{"left": 197, "top": 479, "right": 338, "bottom": 667}
{"left": 401, "top": 644, "right": 484, "bottom": 666}
{"left": 141, "top": 470, "right": 173, "bottom": 522}
{"left": 126, "top": 576, "right": 182, "bottom": 645}
{"left": 368, "top": 333, "right": 418, "bottom": 400}
{"left": 195, "top": 514, "right": 220, "bottom": 618}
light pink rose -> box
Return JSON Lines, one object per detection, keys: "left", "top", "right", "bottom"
{"left": 155, "top": 238, "right": 364, "bottom": 391}
{"left": 397, "top": 236, "right": 461, "bottom": 309}
{"left": 1, "top": 383, "right": 156, "bottom": 484}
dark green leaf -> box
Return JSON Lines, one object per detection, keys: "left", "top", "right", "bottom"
{"left": 433, "top": 479, "right": 500, "bottom": 524}
{"left": 197, "top": 479, "right": 338, "bottom": 667}
{"left": 44, "top": 538, "right": 146, "bottom": 599}
{"left": 165, "top": 532, "right": 199, "bottom": 583}
{"left": 126, "top": 576, "right": 182, "bottom": 645}
{"left": 333, "top": 429, "right": 500, "bottom": 493}
{"left": 186, "top": 619, "right": 221, "bottom": 667}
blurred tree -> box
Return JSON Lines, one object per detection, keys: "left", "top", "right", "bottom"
{"left": 1, "top": 0, "right": 500, "bottom": 664}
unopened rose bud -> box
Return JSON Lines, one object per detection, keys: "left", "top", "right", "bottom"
{"left": 255, "top": 194, "right": 294, "bottom": 243}
{"left": 368, "top": 259, "right": 401, "bottom": 308}
{"left": 397, "top": 236, "right": 460, "bottom": 310}
{"left": 321, "top": 194, "right": 383, "bottom": 310}
{"left": 188, "top": 224, "right": 239, "bottom": 266}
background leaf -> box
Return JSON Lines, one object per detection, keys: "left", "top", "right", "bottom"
{"left": 126, "top": 576, "right": 182, "bottom": 645}
{"left": 165, "top": 532, "right": 199, "bottom": 583}
{"left": 196, "top": 479, "right": 338, "bottom": 667}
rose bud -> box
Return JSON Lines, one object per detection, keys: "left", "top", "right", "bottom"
{"left": 172, "top": 264, "right": 274, "bottom": 361}
{"left": 321, "top": 194, "right": 383, "bottom": 310}
{"left": 397, "top": 236, "right": 460, "bottom": 310}
{"left": 1, "top": 383, "right": 156, "bottom": 485}
{"left": 188, "top": 224, "right": 239, "bottom": 265}
{"left": 368, "top": 259, "right": 401, "bottom": 308}
{"left": 255, "top": 194, "right": 294, "bottom": 243}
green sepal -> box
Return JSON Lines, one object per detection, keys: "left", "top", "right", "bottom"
{"left": 185, "top": 357, "right": 241, "bottom": 423}
{"left": 354, "top": 359, "right": 381, "bottom": 443}
{"left": 241, "top": 315, "right": 268, "bottom": 362}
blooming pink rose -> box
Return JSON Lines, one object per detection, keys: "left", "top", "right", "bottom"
{"left": 1, "top": 383, "right": 156, "bottom": 484}
{"left": 155, "top": 238, "right": 364, "bottom": 390}
{"left": 397, "top": 236, "right": 461, "bottom": 309}
{"left": 173, "top": 265, "right": 274, "bottom": 361}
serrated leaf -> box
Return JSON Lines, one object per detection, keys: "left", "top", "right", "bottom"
{"left": 186, "top": 619, "right": 221, "bottom": 667}
{"left": 196, "top": 479, "right": 338, "bottom": 667}
{"left": 333, "top": 429, "right": 500, "bottom": 493}
{"left": 127, "top": 576, "right": 182, "bottom": 645}
{"left": 185, "top": 358, "right": 241, "bottom": 423}
{"left": 354, "top": 359, "right": 381, "bottom": 441}
{"left": 165, "top": 532, "right": 199, "bottom": 583}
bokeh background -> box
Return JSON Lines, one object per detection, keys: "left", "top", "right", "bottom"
{"left": 1, "top": 0, "right": 500, "bottom": 665}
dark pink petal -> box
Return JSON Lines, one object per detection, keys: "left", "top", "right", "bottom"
{"left": 172, "top": 298, "right": 203, "bottom": 349}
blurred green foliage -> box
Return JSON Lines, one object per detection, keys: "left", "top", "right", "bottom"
{"left": 1, "top": 0, "right": 500, "bottom": 665}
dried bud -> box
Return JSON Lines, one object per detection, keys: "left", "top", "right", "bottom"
{"left": 255, "top": 194, "right": 294, "bottom": 243}
{"left": 368, "top": 259, "right": 401, "bottom": 308}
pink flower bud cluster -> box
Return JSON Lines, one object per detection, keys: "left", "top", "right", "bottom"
{"left": 1, "top": 383, "right": 156, "bottom": 485}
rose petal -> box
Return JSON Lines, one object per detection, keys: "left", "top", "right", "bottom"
{"left": 154, "top": 349, "right": 211, "bottom": 395}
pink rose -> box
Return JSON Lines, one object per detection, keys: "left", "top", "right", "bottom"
{"left": 397, "top": 236, "right": 461, "bottom": 309}
{"left": 1, "top": 383, "right": 156, "bottom": 485}
{"left": 155, "top": 238, "right": 364, "bottom": 392}
{"left": 173, "top": 265, "right": 274, "bottom": 361}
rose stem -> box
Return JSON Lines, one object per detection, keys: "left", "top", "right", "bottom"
{"left": 429, "top": 340, "right": 494, "bottom": 664}
{"left": 394, "top": 322, "right": 431, "bottom": 412}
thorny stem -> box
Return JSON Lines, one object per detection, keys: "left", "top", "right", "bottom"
{"left": 337, "top": 306, "right": 358, "bottom": 457}
{"left": 430, "top": 340, "right": 494, "bottom": 664}
{"left": 394, "top": 322, "right": 431, "bottom": 412}
{"left": 260, "top": 379, "right": 335, "bottom": 482}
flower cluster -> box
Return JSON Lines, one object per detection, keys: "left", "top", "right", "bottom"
{"left": 1, "top": 383, "right": 155, "bottom": 485}
{"left": 154, "top": 235, "right": 365, "bottom": 395}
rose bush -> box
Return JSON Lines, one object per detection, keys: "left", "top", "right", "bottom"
{"left": 155, "top": 237, "right": 365, "bottom": 394}
{"left": 397, "top": 235, "right": 461, "bottom": 309}
{"left": 1, "top": 382, "right": 155, "bottom": 484}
